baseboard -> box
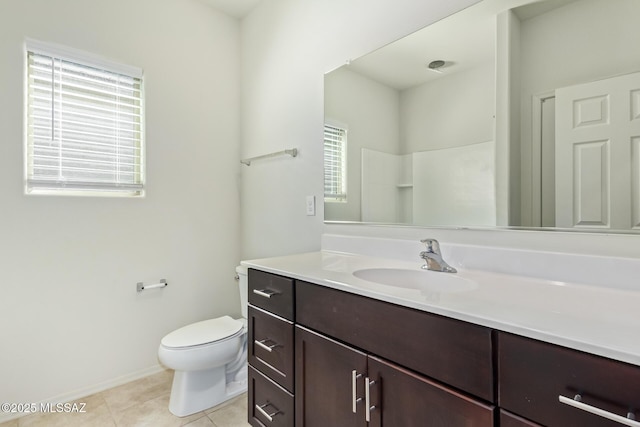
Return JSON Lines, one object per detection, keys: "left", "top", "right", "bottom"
{"left": 0, "top": 364, "right": 168, "bottom": 424}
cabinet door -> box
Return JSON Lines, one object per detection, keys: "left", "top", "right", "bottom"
{"left": 367, "top": 356, "right": 495, "bottom": 427}
{"left": 295, "top": 326, "right": 367, "bottom": 427}
{"left": 500, "top": 410, "right": 543, "bottom": 427}
{"left": 296, "top": 280, "right": 494, "bottom": 401}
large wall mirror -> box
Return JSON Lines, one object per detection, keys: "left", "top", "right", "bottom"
{"left": 324, "top": 0, "right": 640, "bottom": 233}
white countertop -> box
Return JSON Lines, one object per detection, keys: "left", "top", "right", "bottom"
{"left": 242, "top": 250, "right": 640, "bottom": 367}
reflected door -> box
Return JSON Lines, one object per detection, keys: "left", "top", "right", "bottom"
{"left": 555, "top": 71, "right": 640, "bottom": 230}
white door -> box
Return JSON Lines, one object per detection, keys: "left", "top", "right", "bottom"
{"left": 555, "top": 71, "right": 640, "bottom": 230}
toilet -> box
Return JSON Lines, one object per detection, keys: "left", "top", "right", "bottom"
{"left": 158, "top": 266, "right": 249, "bottom": 417}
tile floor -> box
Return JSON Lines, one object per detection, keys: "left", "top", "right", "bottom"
{"left": 0, "top": 370, "right": 250, "bottom": 427}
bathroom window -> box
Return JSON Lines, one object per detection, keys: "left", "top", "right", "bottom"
{"left": 25, "top": 40, "right": 144, "bottom": 196}
{"left": 324, "top": 123, "right": 347, "bottom": 202}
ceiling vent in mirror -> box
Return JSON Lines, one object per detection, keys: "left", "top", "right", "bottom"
{"left": 427, "top": 60, "right": 446, "bottom": 73}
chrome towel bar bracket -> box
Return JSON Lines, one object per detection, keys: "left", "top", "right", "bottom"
{"left": 137, "top": 279, "right": 168, "bottom": 292}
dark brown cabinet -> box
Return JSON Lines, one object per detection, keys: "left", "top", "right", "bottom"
{"left": 295, "top": 280, "right": 494, "bottom": 402}
{"left": 294, "top": 326, "right": 367, "bottom": 427}
{"left": 367, "top": 355, "right": 494, "bottom": 426}
{"left": 248, "top": 306, "right": 294, "bottom": 392}
{"left": 294, "top": 325, "right": 494, "bottom": 427}
{"left": 249, "top": 366, "right": 294, "bottom": 427}
{"left": 499, "top": 332, "right": 640, "bottom": 427}
{"left": 499, "top": 410, "right": 543, "bottom": 427}
{"left": 248, "top": 268, "right": 295, "bottom": 321}
{"left": 247, "top": 267, "right": 640, "bottom": 427}
{"left": 293, "top": 276, "right": 496, "bottom": 427}
{"left": 248, "top": 270, "right": 296, "bottom": 427}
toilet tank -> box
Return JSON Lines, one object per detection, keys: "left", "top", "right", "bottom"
{"left": 236, "top": 265, "right": 248, "bottom": 319}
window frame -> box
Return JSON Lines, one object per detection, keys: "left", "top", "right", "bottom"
{"left": 24, "top": 39, "right": 145, "bottom": 197}
{"left": 323, "top": 121, "right": 348, "bottom": 203}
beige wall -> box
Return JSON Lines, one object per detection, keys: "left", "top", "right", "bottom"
{"left": 0, "top": 0, "right": 240, "bottom": 409}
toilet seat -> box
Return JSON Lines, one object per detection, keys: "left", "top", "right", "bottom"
{"left": 161, "top": 316, "right": 243, "bottom": 349}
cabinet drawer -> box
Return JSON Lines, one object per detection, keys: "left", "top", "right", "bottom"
{"left": 248, "top": 269, "right": 294, "bottom": 321}
{"left": 499, "top": 332, "right": 640, "bottom": 427}
{"left": 296, "top": 281, "right": 494, "bottom": 402}
{"left": 499, "top": 410, "right": 542, "bottom": 427}
{"left": 248, "top": 305, "right": 295, "bottom": 392}
{"left": 248, "top": 366, "right": 294, "bottom": 427}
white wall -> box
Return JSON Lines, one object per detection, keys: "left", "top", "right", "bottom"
{"left": 361, "top": 149, "right": 408, "bottom": 223}
{"left": 518, "top": 0, "right": 640, "bottom": 225}
{"left": 0, "top": 0, "right": 240, "bottom": 410}
{"left": 240, "top": 0, "right": 483, "bottom": 259}
{"left": 400, "top": 62, "right": 495, "bottom": 153}
{"left": 324, "top": 67, "right": 400, "bottom": 222}
{"left": 241, "top": 0, "right": 640, "bottom": 265}
{"left": 413, "top": 142, "right": 496, "bottom": 226}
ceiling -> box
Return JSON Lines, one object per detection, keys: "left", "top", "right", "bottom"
{"left": 198, "top": 0, "right": 261, "bottom": 19}
{"left": 345, "top": 0, "right": 578, "bottom": 91}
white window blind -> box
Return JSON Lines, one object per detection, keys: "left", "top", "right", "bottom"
{"left": 324, "top": 124, "right": 347, "bottom": 202}
{"left": 26, "top": 44, "right": 144, "bottom": 195}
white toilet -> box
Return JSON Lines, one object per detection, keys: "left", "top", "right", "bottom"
{"left": 158, "top": 266, "right": 249, "bottom": 417}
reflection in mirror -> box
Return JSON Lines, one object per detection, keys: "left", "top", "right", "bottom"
{"left": 324, "top": 0, "right": 640, "bottom": 233}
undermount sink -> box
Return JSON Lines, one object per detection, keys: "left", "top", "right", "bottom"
{"left": 353, "top": 268, "right": 477, "bottom": 293}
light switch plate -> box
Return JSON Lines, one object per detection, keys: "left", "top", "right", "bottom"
{"left": 306, "top": 195, "right": 316, "bottom": 216}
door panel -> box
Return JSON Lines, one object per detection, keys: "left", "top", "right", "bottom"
{"left": 556, "top": 71, "right": 640, "bottom": 229}
{"left": 295, "top": 326, "right": 367, "bottom": 427}
{"left": 367, "top": 356, "right": 495, "bottom": 427}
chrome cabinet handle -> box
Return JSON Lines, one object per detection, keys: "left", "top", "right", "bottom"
{"left": 255, "top": 402, "right": 281, "bottom": 422}
{"left": 255, "top": 339, "right": 278, "bottom": 353}
{"left": 253, "top": 289, "right": 280, "bottom": 298}
{"left": 352, "top": 370, "right": 363, "bottom": 413}
{"left": 365, "top": 377, "right": 376, "bottom": 422}
{"left": 559, "top": 394, "right": 639, "bottom": 427}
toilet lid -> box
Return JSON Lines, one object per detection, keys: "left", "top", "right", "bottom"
{"left": 161, "top": 316, "right": 243, "bottom": 348}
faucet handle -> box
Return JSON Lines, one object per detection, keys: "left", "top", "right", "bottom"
{"left": 420, "top": 238, "right": 441, "bottom": 254}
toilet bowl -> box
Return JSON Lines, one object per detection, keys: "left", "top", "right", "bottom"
{"left": 158, "top": 266, "right": 248, "bottom": 417}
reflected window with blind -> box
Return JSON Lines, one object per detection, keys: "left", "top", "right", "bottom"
{"left": 25, "top": 40, "right": 144, "bottom": 196}
{"left": 324, "top": 123, "right": 347, "bottom": 202}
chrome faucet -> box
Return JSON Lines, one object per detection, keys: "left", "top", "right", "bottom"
{"left": 419, "top": 238, "right": 457, "bottom": 273}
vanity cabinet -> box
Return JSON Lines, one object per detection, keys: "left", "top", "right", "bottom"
{"left": 247, "top": 267, "right": 640, "bottom": 427}
{"left": 294, "top": 326, "right": 367, "bottom": 426}
{"left": 295, "top": 281, "right": 495, "bottom": 426}
{"left": 248, "top": 269, "right": 296, "bottom": 427}
{"left": 499, "top": 410, "right": 543, "bottom": 427}
{"left": 295, "top": 325, "right": 494, "bottom": 426}
{"left": 249, "top": 366, "right": 295, "bottom": 427}
{"left": 295, "top": 279, "right": 494, "bottom": 402}
{"left": 499, "top": 332, "right": 640, "bottom": 427}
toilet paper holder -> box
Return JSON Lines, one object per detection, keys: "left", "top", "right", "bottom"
{"left": 137, "top": 279, "right": 168, "bottom": 292}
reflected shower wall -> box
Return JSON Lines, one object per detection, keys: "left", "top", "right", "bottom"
{"left": 361, "top": 141, "right": 496, "bottom": 226}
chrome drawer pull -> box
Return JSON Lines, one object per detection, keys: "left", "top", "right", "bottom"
{"left": 256, "top": 402, "right": 281, "bottom": 422}
{"left": 253, "top": 289, "right": 280, "bottom": 298}
{"left": 255, "top": 339, "right": 279, "bottom": 352}
{"left": 365, "top": 377, "right": 376, "bottom": 422}
{"left": 352, "top": 370, "right": 363, "bottom": 413}
{"left": 559, "top": 394, "right": 640, "bottom": 427}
